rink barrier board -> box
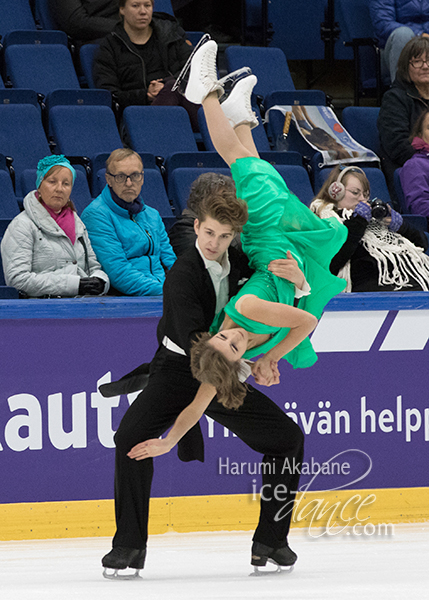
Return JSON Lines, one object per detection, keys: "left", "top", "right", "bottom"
{"left": 1, "top": 487, "right": 429, "bottom": 541}
{"left": 1, "top": 293, "right": 429, "bottom": 541}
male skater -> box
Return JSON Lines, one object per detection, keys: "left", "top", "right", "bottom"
{"left": 101, "top": 96, "right": 306, "bottom": 578}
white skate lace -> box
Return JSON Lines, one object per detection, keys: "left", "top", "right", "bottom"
{"left": 200, "top": 46, "right": 219, "bottom": 92}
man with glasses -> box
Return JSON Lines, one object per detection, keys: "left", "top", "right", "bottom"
{"left": 81, "top": 148, "right": 176, "bottom": 295}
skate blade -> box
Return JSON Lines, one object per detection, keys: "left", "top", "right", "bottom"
{"left": 172, "top": 33, "right": 212, "bottom": 94}
{"left": 250, "top": 562, "right": 294, "bottom": 577}
{"left": 219, "top": 67, "right": 253, "bottom": 104}
{"left": 102, "top": 567, "right": 142, "bottom": 580}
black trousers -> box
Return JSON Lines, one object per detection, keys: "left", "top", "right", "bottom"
{"left": 112, "top": 348, "right": 304, "bottom": 550}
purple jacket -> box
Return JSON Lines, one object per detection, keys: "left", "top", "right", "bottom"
{"left": 370, "top": 0, "right": 429, "bottom": 48}
{"left": 400, "top": 150, "right": 429, "bottom": 216}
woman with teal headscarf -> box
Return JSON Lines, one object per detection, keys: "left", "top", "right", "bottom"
{"left": 1, "top": 154, "right": 110, "bottom": 297}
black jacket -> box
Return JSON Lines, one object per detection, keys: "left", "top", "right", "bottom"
{"left": 157, "top": 245, "right": 253, "bottom": 356}
{"left": 330, "top": 211, "right": 428, "bottom": 291}
{"left": 93, "top": 14, "right": 193, "bottom": 108}
{"left": 378, "top": 78, "right": 429, "bottom": 183}
{"left": 48, "top": 0, "right": 120, "bottom": 42}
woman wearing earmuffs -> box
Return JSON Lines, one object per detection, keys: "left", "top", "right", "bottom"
{"left": 310, "top": 165, "right": 429, "bottom": 292}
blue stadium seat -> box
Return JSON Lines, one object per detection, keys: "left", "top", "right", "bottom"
{"left": 0, "top": 103, "right": 51, "bottom": 196}
{"left": 20, "top": 169, "right": 93, "bottom": 215}
{"left": 0, "top": 169, "right": 20, "bottom": 220}
{"left": 0, "top": 0, "right": 36, "bottom": 38}
{"left": 276, "top": 164, "right": 315, "bottom": 207}
{"left": 79, "top": 44, "right": 99, "bottom": 89}
{"left": 264, "top": 89, "right": 327, "bottom": 112}
{"left": 4, "top": 44, "right": 80, "bottom": 97}
{"left": 0, "top": 88, "right": 39, "bottom": 107}
{"left": 2, "top": 30, "right": 68, "bottom": 48}
{"left": 337, "top": 0, "right": 389, "bottom": 105}
{"left": 48, "top": 102, "right": 123, "bottom": 193}
{"left": 341, "top": 106, "right": 381, "bottom": 156}
{"left": 169, "top": 167, "right": 231, "bottom": 214}
{"left": 168, "top": 163, "right": 314, "bottom": 214}
{"left": 49, "top": 104, "right": 122, "bottom": 158}
{"left": 123, "top": 105, "right": 198, "bottom": 161}
{"left": 46, "top": 88, "right": 112, "bottom": 110}
{"left": 154, "top": 0, "right": 175, "bottom": 15}
{"left": 225, "top": 46, "right": 295, "bottom": 100}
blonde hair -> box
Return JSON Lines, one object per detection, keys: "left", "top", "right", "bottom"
{"left": 106, "top": 148, "right": 143, "bottom": 172}
{"left": 190, "top": 332, "right": 247, "bottom": 410}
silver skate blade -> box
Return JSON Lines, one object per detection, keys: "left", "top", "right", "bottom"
{"left": 218, "top": 67, "right": 253, "bottom": 104}
{"left": 172, "top": 33, "right": 212, "bottom": 94}
{"left": 250, "top": 563, "right": 294, "bottom": 577}
{"left": 102, "top": 567, "right": 142, "bottom": 580}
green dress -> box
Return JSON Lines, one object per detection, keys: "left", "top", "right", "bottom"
{"left": 210, "top": 156, "right": 348, "bottom": 369}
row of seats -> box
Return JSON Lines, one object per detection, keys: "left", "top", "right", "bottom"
{"left": 0, "top": 98, "right": 419, "bottom": 221}
{"left": 0, "top": 0, "right": 176, "bottom": 39}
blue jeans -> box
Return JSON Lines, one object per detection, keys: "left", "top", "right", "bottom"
{"left": 382, "top": 26, "right": 416, "bottom": 83}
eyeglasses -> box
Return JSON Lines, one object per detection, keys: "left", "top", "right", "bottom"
{"left": 106, "top": 171, "right": 144, "bottom": 184}
{"left": 345, "top": 188, "right": 369, "bottom": 199}
{"left": 409, "top": 58, "right": 429, "bottom": 69}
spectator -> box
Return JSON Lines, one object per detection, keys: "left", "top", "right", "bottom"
{"left": 168, "top": 172, "right": 242, "bottom": 257}
{"left": 377, "top": 36, "right": 429, "bottom": 204}
{"left": 81, "top": 149, "right": 176, "bottom": 296}
{"left": 310, "top": 165, "right": 429, "bottom": 292}
{"left": 1, "top": 155, "right": 109, "bottom": 298}
{"left": 48, "top": 0, "right": 120, "bottom": 44}
{"left": 93, "top": 0, "right": 199, "bottom": 128}
{"left": 400, "top": 109, "right": 429, "bottom": 219}
{"left": 370, "top": 0, "right": 429, "bottom": 82}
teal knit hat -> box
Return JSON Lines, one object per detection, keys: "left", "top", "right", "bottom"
{"left": 36, "top": 155, "right": 76, "bottom": 188}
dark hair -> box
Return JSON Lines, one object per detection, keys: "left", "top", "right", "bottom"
{"left": 193, "top": 176, "right": 248, "bottom": 233}
{"left": 190, "top": 332, "right": 247, "bottom": 410}
{"left": 312, "top": 165, "right": 370, "bottom": 208}
{"left": 119, "top": 0, "right": 154, "bottom": 7}
{"left": 396, "top": 36, "right": 429, "bottom": 84}
{"left": 410, "top": 108, "right": 429, "bottom": 141}
{"left": 187, "top": 172, "right": 236, "bottom": 213}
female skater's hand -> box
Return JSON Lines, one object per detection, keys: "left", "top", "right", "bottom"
{"left": 268, "top": 251, "right": 305, "bottom": 289}
{"left": 127, "top": 438, "right": 172, "bottom": 460}
{"left": 251, "top": 357, "right": 280, "bottom": 386}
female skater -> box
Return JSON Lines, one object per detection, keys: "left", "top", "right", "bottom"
{"left": 128, "top": 39, "right": 348, "bottom": 461}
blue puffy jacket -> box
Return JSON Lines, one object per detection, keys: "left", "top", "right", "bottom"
{"left": 81, "top": 185, "right": 176, "bottom": 295}
{"left": 370, "top": 0, "right": 429, "bottom": 47}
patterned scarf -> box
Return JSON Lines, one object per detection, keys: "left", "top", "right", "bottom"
{"left": 310, "top": 199, "right": 429, "bottom": 291}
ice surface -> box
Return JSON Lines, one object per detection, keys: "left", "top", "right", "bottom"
{"left": 1, "top": 524, "right": 428, "bottom": 600}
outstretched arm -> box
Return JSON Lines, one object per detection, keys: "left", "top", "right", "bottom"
{"left": 127, "top": 383, "right": 217, "bottom": 460}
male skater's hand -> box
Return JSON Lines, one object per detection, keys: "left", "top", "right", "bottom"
{"left": 268, "top": 251, "right": 305, "bottom": 289}
{"left": 127, "top": 438, "right": 172, "bottom": 460}
{"left": 252, "top": 356, "right": 280, "bottom": 386}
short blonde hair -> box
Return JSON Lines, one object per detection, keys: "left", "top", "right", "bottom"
{"left": 106, "top": 148, "right": 143, "bottom": 172}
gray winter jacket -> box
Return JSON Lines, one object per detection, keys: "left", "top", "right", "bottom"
{"left": 1, "top": 191, "right": 109, "bottom": 297}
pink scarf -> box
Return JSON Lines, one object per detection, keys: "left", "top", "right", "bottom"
{"left": 411, "top": 136, "right": 429, "bottom": 153}
{"left": 39, "top": 196, "right": 76, "bottom": 244}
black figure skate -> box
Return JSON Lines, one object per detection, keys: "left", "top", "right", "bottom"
{"left": 102, "top": 546, "right": 146, "bottom": 580}
{"left": 250, "top": 541, "right": 297, "bottom": 576}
